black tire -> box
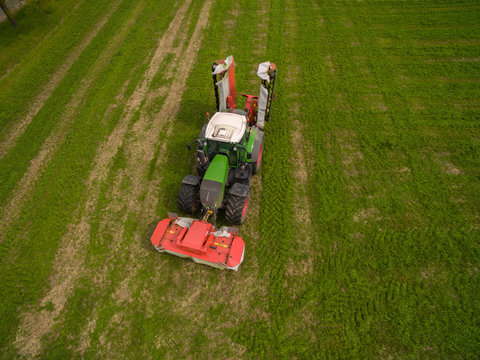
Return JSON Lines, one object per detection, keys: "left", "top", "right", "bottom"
{"left": 178, "top": 183, "right": 200, "bottom": 214}
{"left": 225, "top": 194, "right": 249, "bottom": 225}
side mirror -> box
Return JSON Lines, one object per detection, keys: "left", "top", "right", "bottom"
{"left": 247, "top": 153, "right": 252, "bottom": 159}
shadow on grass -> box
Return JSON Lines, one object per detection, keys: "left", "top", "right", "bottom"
{"left": 141, "top": 221, "right": 159, "bottom": 253}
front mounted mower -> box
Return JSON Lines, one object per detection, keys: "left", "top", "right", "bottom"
{"left": 151, "top": 56, "right": 276, "bottom": 270}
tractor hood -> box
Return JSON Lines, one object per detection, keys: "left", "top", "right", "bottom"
{"left": 200, "top": 154, "right": 229, "bottom": 208}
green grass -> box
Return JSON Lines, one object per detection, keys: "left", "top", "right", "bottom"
{"left": 0, "top": 0, "right": 79, "bottom": 78}
{"left": 0, "top": 0, "right": 180, "bottom": 355}
{"left": 0, "top": 0, "right": 479, "bottom": 358}
{"left": 0, "top": 1, "right": 115, "bottom": 130}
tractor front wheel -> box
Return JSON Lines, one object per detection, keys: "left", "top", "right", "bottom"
{"left": 178, "top": 183, "right": 200, "bottom": 214}
{"left": 225, "top": 194, "right": 249, "bottom": 225}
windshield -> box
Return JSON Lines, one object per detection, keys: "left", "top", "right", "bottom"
{"left": 221, "top": 108, "right": 247, "bottom": 116}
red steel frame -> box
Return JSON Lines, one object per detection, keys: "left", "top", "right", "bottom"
{"left": 151, "top": 214, "right": 245, "bottom": 271}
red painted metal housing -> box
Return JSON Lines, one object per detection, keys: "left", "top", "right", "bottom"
{"left": 151, "top": 216, "right": 245, "bottom": 271}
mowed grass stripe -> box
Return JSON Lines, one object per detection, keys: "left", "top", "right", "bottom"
{"left": 87, "top": 1, "right": 216, "bottom": 356}
{"left": 17, "top": 0, "right": 188, "bottom": 355}
{"left": 0, "top": 0, "right": 181, "bottom": 355}
{"left": 80, "top": 1, "right": 216, "bottom": 357}
{"left": 0, "top": 0, "right": 121, "bottom": 162}
{"left": 13, "top": 2, "right": 147, "bottom": 357}
{"left": 0, "top": 0, "right": 142, "bottom": 247}
{"left": 0, "top": 0, "right": 116, "bottom": 137}
{"left": 32, "top": 1, "right": 218, "bottom": 357}
{"left": 0, "top": 0, "right": 127, "bottom": 212}
{"left": 0, "top": 0, "right": 138, "bottom": 254}
{"left": 0, "top": 0, "right": 81, "bottom": 80}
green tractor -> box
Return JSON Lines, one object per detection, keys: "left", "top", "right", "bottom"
{"left": 178, "top": 55, "right": 277, "bottom": 225}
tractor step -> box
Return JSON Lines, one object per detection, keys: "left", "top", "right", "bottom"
{"left": 151, "top": 214, "right": 245, "bottom": 271}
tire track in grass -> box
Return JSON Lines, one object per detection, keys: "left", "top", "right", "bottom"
{"left": 0, "top": 0, "right": 128, "bottom": 245}
{"left": 216, "top": 3, "right": 273, "bottom": 356}
{"left": 282, "top": 1, "right": 317, "bottom": 317}
{"left": 12, "top": 2, "right": 148, "bottom": 357}
{"left": 250, "top": 0, "right": 295, "bottom": 354}
{"left": 12, "top": 1, "right": 191, "bottom": 357}
{"left": 237, "top": 0, "right": 269, "bottom": 259}
{"left": 0, "top": 0, "right": 121, "bottom": 162}
{"left": 235, "top": 0, "right": 327, "bottom": 356}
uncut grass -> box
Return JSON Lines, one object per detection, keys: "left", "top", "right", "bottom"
{"left": 0, "top": 0, "right": 181, "bottom": 355}
{"left": 221, "top": 0, "right": 478, "bottom": 358}
{"left": 270, "top": 0, "right": 479, "bottom": 358}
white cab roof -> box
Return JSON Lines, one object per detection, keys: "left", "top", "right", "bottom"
{"left": 205, "top": 112, "right": 247, "bottom": 143}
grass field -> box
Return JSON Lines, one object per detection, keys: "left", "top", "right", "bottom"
{"left": 0, "top": 0, "right": 479, "bottom": 358}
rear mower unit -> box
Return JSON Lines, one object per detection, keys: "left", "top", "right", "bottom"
{"left": 151, "top": 55, "right": 276, "bottom": 270}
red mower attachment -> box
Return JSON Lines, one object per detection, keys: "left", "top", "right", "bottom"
{"left": 151, "top": 213, "right": 245, "bottom": 271}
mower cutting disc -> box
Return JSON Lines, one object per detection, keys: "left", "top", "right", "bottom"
{"left": 151, "top": 214, "right": 245, "bottom": 271}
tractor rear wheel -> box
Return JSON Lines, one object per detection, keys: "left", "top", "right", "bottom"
{"left": 225, "top": 194, "right": 249, "bottom": 225}
{"left": 178, "top": 183, "right": 200, "bottom": 214}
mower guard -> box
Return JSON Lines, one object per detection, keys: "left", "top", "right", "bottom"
{"left": 151, "top": 214, "right": 245, "bottom": 271}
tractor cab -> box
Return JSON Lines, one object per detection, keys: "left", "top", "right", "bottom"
{"left": 205, "top": 111, "right": 247, "bottom": 144}
{"left": 195, "top": 110, "right": 250, "bottom": 170}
